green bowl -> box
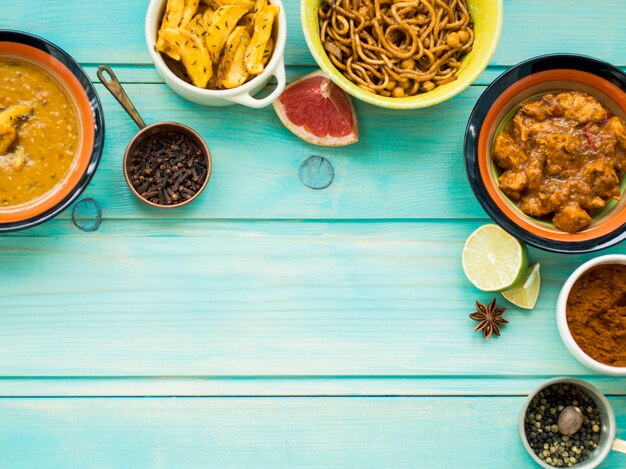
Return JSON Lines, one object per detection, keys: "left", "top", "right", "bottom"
{"left": 300, "top": 0, "right": 503, "bottom": 109}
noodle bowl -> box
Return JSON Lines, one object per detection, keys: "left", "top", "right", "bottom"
{"left": 318, "top": 0, "right": 474, "bottom": 97}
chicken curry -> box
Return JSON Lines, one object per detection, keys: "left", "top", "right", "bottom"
{"left": 493, "top": 91, "right": 626, "bottom": 233}
{"left": 0, "top": 58, "right": 80, "bottom": 207}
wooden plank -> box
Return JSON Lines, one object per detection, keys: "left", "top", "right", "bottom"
{"left": 2, "top": 376, "right": 626, "bottom": 397}
{"left": 0, "top": 397, "right": 625, "bottom": 468}
{"left": 2, "top": 1, "right": 625, "bottom": 67}
{"left": 31, "top": 82, "right": 488, "bottom": 220}
{"left": 7, "top": 219, "right": 488, "bottom": 238}
{"left": 82, "top": 64, "right": 626, "bottom": 86}
{"left": 1, "top": 220, "right": 624, "bottom": 378}
{"left": 83, "top": 64, "right": 164, "bottom": 84}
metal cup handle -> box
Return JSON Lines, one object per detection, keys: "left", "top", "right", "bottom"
{"left": 97, "top": 65, "right": 147, "bottom": 129}
{"left": 613, "top": 438, "right": 626, "bottom": 454}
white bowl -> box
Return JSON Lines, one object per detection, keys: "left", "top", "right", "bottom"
{"left": 145, "top": 0, "right": 287, "bottom": 108}
{"left": 557, "top": 254, "right": 626, "bottom": 376}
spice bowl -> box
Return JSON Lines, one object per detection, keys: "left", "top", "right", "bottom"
{"left": 97, "top": 65, "right": 211, "bottom": 208}
{"left": 556, "top": 254, "right": 626, "bottom": 376}
{"left": 123, "top": 123, "right": 211, "bottom": 208}
{"left": 519, "top": 377, "right": 625, "bottom": 468}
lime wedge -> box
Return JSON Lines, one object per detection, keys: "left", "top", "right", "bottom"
{"left": 462, "top": 224, "right": 529, "bottom": 292}
{"left": 502, "top": 263, "right": 541, "bottom": 309}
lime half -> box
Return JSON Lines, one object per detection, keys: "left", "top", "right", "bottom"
{"left": 502, "top": 263, "right": 541, "bottom": 309}
{"left": 462, "top": 224, "right": 529, "bottom": 292}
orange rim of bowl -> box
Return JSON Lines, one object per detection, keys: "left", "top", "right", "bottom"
{"left": 478, "top": 69, "right": 626, "bottom": 242}
{"left": 0, "top": 42, "right": 95, "bottom": 223}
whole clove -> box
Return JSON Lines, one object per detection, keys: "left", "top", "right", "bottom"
{"left": 128, "top": 131, "right": 207, "bottom": 206}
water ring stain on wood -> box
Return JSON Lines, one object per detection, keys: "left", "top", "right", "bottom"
{"left": 299, "top": 156, "right": 334, "bottom": 190}
{"left": 71, "top": 198, "right": 102, "bottom": 232}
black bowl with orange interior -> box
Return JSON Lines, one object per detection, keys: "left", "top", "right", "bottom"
{"left": 465, "top": 54, "right": 626, "bottom": 253}
{"left": 0, "top": 31, "right": 104, "bottom": 232}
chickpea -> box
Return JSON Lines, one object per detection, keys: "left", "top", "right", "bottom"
{"left": 399, "top": 79, "right": 412, "bottom": 90}
{"left": 400, "top": 58, "right": 416, "bottom": 69}
{"left": 446, "top": 32, "right": 460, "bottom": 48}
{"left": 385, "top": 79, "right": 397, "bottom": 91}
{"left": 458, "top": 30, "right": 470, "bottom": 43}
{"left": 392, "top": 86, "right": 405, "bottom": 98}
{"left": 422, "top": 81, "right": 435, "bottom": 92}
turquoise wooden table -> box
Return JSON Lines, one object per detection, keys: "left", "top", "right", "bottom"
{"left": 1, "top": 1, "right": 625, "bottom": 467}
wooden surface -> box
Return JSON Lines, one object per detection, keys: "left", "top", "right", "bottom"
{"left": 1, "top": 1, "right": 625, "bottom": 467}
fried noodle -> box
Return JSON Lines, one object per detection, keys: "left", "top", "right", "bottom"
{"left": 318, "top": 0, "right": 474, "bottom": 97}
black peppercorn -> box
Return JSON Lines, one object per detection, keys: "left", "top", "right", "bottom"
{"left": 524, "top": 383, "right": 601, "bottom": 467}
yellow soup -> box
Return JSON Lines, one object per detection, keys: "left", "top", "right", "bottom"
{"left": 0, "top": 58, "right": 81, "bottom": 207}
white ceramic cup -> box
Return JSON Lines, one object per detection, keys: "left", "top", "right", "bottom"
{"left": 145, "top": 0, "right": 287, "bottom": 108}
{"left": 556, "top": 254, "right": 626, "bottom": 376}
{"left": 519, "top": 377, "right": 625, "bottom": 469}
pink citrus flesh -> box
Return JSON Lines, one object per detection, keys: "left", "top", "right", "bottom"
{"left": 273, "top": 70, "right": 358, "bottom": 146}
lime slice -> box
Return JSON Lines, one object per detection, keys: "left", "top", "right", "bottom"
{"left": 462, "top": 224, "right": 529, "bottom": 292}
{"left": 502, "top": 263, "right": 541, "bottom": 309}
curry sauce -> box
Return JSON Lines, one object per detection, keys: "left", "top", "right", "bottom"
{"left": 0, "top": 58, "right": 80, "bottom": 207}
{"left": 493, "top": 91, "right": 626, "bottom": 233}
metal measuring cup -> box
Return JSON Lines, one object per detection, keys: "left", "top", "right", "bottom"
{"left": 519, "top": 377, "right": 626, "bottom": 468}
{"left": 97, "top": 65, "right": 212, "bottom": 208}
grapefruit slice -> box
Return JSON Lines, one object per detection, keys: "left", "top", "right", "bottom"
{"left": 273, "top": 70, "right": 358, "bottom": 146}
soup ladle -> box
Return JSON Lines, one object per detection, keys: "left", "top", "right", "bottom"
{"left": 97, "top": 65, "right": 212, "bottom": 208}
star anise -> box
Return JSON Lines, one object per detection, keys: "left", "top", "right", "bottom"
{"left": 470, "top": 299, "right": 508, "bottom": 340}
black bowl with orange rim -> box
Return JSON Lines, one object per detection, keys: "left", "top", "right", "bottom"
{"left": 465, "top": 54, "right": 626, "bottom": 253}
{"left": 0, "top": 31, "right": 104, "bottom": 232}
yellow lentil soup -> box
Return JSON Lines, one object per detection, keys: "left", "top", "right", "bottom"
{"left": 0, "top": 57, "right": 81, "bottom": 207}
